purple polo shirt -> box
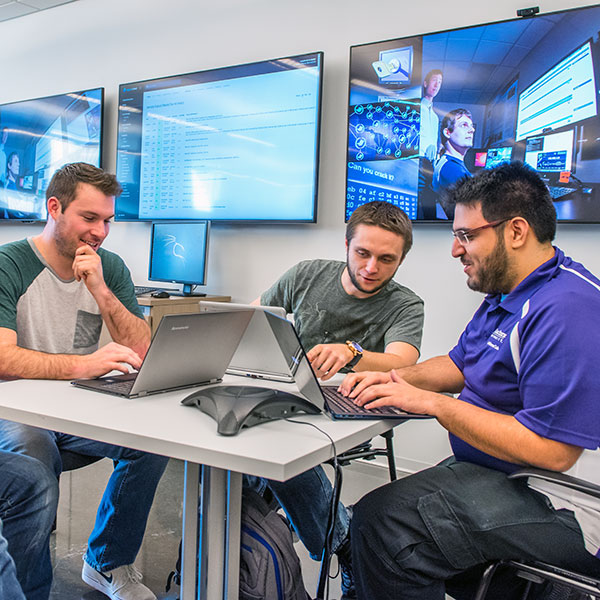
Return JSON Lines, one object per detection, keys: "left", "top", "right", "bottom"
{"left": 448, "top": 247, "right": 600, "bottom": 473}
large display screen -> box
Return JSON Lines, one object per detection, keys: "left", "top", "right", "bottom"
{"left": 346, "top": 4, "right": 600, "bottom": 222}
{"left": 0, "top": 88, "right": 103, "bottom": 222}
{"left": 116, "top": 52, "right": 323, "bottom": 222}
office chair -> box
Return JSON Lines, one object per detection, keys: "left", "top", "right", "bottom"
{"left": 53, "top": 451, "right": 104, "bottom": 530}
{"left": 60, "top": 450, "right": 103, "bottom": 472}
{"left": 474, "top": 467, "right": 600, "bottom": 600}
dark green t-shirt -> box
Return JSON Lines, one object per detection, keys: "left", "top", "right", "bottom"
{"left": 261, "top": 259, "right": 424, "bottom": 354}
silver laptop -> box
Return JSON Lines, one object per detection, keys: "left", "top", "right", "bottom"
{"left": 71, "top": 311, "right": 252, "bottom": 398}
{"left": 263, "top": 312, "right": 431, "bottom": 420}
{"left": 198, "top": 301, "right": 298, "bottom": 383}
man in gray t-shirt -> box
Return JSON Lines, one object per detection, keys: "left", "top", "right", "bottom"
{"left": 261, "top": 203, "right": 423, "bottom": 380}
{"left": 257, "top": 201, "right": 424, "bottom": 598}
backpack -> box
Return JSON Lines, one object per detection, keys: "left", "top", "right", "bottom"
{"left": 166, "top": 488, "right": 310, "bottom": 600}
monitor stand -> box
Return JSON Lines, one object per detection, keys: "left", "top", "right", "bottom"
{"left": 181, "top": 385, "right": 320, "bottom": 435}
{"left": 169, "top": 284, "right": 207, "bottom": 297}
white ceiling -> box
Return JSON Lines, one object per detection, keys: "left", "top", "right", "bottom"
{"left": 0, "top": 0, "right": 78, "bottom": 22}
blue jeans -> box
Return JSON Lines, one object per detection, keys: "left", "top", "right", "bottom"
{"left": 0, "top": 450, "right": 58, "bottom": 600}
{"left": 351, "top": 458, "right": 600, "bottom": 600}
{"left": 246, "top": 465, "right": 350, "bottom": 560}
{"left": 0, "top": 521, "right": 25, "bottom": 600}
{"left": 0, "top": 419, "right": 168, "bottom": 572}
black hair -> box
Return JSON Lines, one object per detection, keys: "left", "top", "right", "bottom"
{"left": 445, "top": 161, "right": 556, "bottom": 243}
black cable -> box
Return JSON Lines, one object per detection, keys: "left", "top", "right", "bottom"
{"left": 284, "top": 417, "right": 342, "bottom": 600}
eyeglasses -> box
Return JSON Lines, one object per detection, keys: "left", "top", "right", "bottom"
{"left": 452, "top": 218, "right": 511, "bottom": 245}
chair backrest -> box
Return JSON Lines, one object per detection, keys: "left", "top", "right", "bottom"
{"left": 60, "top": 451, "right": 103, "bottom": 472}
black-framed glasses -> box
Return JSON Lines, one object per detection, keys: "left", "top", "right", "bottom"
{"left": 452, "top": 218, "right": 511, "bottom": 245}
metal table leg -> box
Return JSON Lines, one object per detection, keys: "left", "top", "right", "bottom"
{"left": 181, "top": 462, "right": 242, "bottom": 600}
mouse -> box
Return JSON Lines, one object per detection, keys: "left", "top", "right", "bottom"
{"left": 151, "top": 291, "right": 170, "bottom": 298}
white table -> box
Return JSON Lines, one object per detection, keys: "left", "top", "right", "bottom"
{"left": 0, "top": 378, "right": 400, "bottom": 599}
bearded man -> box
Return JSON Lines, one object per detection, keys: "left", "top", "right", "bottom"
{"left": 340, "top": 162, "right": 600, "bottom": 600}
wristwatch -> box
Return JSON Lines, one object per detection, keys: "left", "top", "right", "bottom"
{"left": 345, "top": 340, "right": 364, "bottom": 370}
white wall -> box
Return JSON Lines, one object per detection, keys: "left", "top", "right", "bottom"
{"left": 1, "top": 0, "right": 598, "bottom": 471}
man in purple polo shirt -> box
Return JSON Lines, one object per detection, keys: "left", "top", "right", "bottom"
{"left": 339, "top": 162, "right": 600, "bottom": 599}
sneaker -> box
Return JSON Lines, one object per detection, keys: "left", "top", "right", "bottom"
{"left": 82, "top": 561, "right": 156, "bottom": 600}
{"left": 337, "top": 539, "right": 356, "bottom": 600}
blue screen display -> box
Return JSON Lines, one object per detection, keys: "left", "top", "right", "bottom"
{"left": 149, "top": 221, "right": 209, "bottom": 286}
{"left": 117, "top": 53, "right": 323, "bottom": 222}
{"left": 0, "top": 88, "right": 103, "bottom": 221}
{"left": 485, "top": 147, "right": 513, "bottom": 169}
{"left": 346, "top": 4, "right": 600, "bottom": 223}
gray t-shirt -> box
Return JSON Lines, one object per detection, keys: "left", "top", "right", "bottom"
{"left": 0, "top": 238, "right": 142, "bottom": 355}
{"left": 261, "top": 259, "right": 424, "bottom": 354}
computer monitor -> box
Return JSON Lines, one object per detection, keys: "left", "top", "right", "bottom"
{"left": 149, "top": 221, "right": 210, "bottom": 296}
{"left": 485, "top": 147, "right": 513, "bottom": 170}
{"left": 116, "top": 52, "right": 323, "bottom": 222}
{"left": 474, "top": 152, "right": 487, "bottom": 168}
{"left": 524, "top": 130, "right": 575, "bottom": 174}
{"left": 516, "top": 42, "right": 597, "bottom": 141}
{"left": 0, "top": 87, "right": 104, "bottom": 222}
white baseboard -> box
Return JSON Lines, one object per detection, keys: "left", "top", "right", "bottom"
{"left": 346, "top": 455, "right": 437, "bottom": 479}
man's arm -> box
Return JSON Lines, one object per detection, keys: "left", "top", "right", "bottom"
{"left": 307, "top": 340, "right": 419, "bottom": 381}
{"left": 73, "top": 246, "right": 150, "bottom": 357}
{"left": 339, "top": 354, "right": 465, "bottom": 395}
{"left": 0, "top": 327, "right": 143, "bottom": 380}
{"left": 90, "top": 286, "right": 150, "bottom": 357}
{"left": 344, "top": 361, "right": 581, "bottom": 472}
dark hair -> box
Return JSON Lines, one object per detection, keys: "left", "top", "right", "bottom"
{"left": 7, "top": 151, "right": 18, "bottom": 171}
{"left": 346, "top": 201, "right": 413, "bottom": 258}
{"left": 440, "top": 108, "right": 472, "bottom": 149}
{"left": 445, "top": 161, "right": 556, "bottom": 243}
{"left": 46, "top": 162, "right": 122, "bottom": 211}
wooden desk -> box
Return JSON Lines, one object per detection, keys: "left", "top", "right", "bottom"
{"left": 137, "top": 294, "right": 230, "bottom": 336}
{"left": 0, "top": 378, "right": 397, "bottom": 599}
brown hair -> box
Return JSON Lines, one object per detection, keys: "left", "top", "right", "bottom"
{"left": 346, "top": 201, "right": 413, "bottom": 258}
{"left": 46, "top": 162, "right": 122, "bottom": 211}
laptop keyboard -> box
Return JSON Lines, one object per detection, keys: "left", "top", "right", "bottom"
{"left": 548, "top": 186, "right": 575, "bottom": 200}
{"left": 98, "top": 379, "right": 135, "bottom": 394}
{"left": 321, "top": 386, "right": 406, "bottom": 417}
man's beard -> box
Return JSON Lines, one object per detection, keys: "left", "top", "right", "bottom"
{"left": 53, "top": 218, "right": 77, "bottom": 260}
{"left": 346, "top": 256, "right": 394, "bottom": 296}
{"left": 466, "top": 237, "right": 515, "bottom": 294}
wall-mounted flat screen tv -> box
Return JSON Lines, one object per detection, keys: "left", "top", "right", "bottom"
{"left": 346, "top": 4, "right": 600, "bottom": 222}
{"left": 116, "top": 52, "right": 323, "bottom": 222}
{"left": 0, "top": 88, "right": 104, "bottom": 222}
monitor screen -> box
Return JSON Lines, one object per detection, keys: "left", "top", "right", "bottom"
{"left": 116, "top": 52, "right": 323, "bottom": 222}
{"left": 516, "top": 42, "right": 597, "bottom": 141}
{"left": 524, "top": 130, "right": 574, "bottom": 173}
{"left": 485, "top": 147, "right": 513, "bottom": 169}
{"left": 149, "top": 221, "right": 210, "bottom": 295}
{"left": 0, "top": 88, "right": 104, "bottom": 222}
{"left": 474, "top": 152, "right": 487, "bottom": 168}
{"left": 346, "top": 4, "right": 600, "bottom": 223}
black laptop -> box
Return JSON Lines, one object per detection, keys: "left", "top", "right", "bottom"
{"left": 260, "top": 312, "right": 431, "bottom": 420}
